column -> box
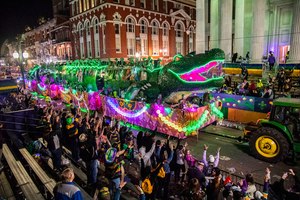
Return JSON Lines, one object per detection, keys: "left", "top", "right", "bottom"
{"left": 196, "top": 0, "right": 206, "bottom": 53}
{"left": 220, "top": 0, "right": 233, "bottom": 61}
{"left": 234, "top": 0, "right": 245, "bottom": 57}
{"left": 288, "top": 0, "right": 300, "bottom": 63}
{"left": 251, "top": 0, "right": 266, "bottom": 63}
{"left": 210, "top": 0, "right": 219, "bottom": 49}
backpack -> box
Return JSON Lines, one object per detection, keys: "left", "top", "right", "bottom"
{"left": 141, "top": 177, "right": 153, "bottom": 194}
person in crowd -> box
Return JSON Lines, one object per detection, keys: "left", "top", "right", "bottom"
{"left": 241, "top": 66, "right": 249, "bottom": 81}
{"left": 156, "top": 142, "right": 174, "bottom": 199}
{"left": 105, "top": 147, "right": 126, "bottom": 200}
{"left": 268, "top": 169, "right": 300, "bottom": 200}
{"left": 232, "top": 53, "right": 238, "bottom": 63}
{"left": 79, "top": 133, "right": 98, "bottom": 189}
{"left": 203, "top": 144, "right": 220, "bottom": 176}
{"left": 284, "top": 77, "right": 292, "bottom": 94}
{"left": 175, "top": 142, "right": 188, "bottom": 185}
{"left": 246, "top": 52, "right": 250, "bottom": 61}
{"left": 187, "top": 160, "right": 206, "bottom": 190}
{"left": 43, "top": 123, "right": 62, "bottom": 172}
{"left": 206, "top": 167, "right": 223, "bottom": 200}
{"left": 65, "top": 115, "right": 81, "bottom": 162}
{"left": 139, "top": 140, "right": 156, "bottom": 180}
{"left": 180, "top": 178, "right": 205, "bottom": 200}
{"left": 277, "top": 68, "right": 286, "bottom": 93}
{"left": 268, "top": 53, "right": 276, "bottom": 71}
{"left": 53, "top": 167, "right": 83, "bottom": 200}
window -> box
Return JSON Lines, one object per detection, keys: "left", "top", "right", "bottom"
{"left": 163, "top": 23, "right": 168, "bottom": 36}
{"left": 163, "top": 1, "right": 168, "bottom": 13}
{"left": 87, "top": 41, "right": 92, "bottom": 57}
{"left": 151, "top": 21, "right": 159, "bottom": 35}
{"left": 113, "top": 0, "right": 119, "bottom": 3}
{"left": 152, "top": 0, "right": 158, "bottom": 11}
{"left": 115, "top": 24, "right": 121, "bottom": 53}
{"left": 127, "top": 38, "right": 135, "bottom": 55}
{"left": 175, "top": 22, "right": 184, "bottom": 54}
{"left": 189, "top": 28, "right": 194, "bottom": 53}
{"left": 162, "top": 23, "right": 169, "bottom": 56}
{"left": 152, "top": 39, "right": 159, "bottom": 55}
{"left": 102, "top": 26, "right": 106, "bottom": 54}
{"left": 125, "top": 0, "right": 135, "bottom": 6}
{"left": 141, "top": 38, "right": 148, "bottom": 56}
{"left": 86, "top": 22, "right": 90, "bottom": 35}
{"left": 126, "top": 17, "right": 135, "bottom": 33}
{"left": 140, "top": 0, "right": 146, "bottom": 8}
{"left": 93, "top": 19, "right": 100, "bottom": 57}
{"left": 140, "top": 19, "right": 147, "bottom": 34}
{"left": 126, "top": 17, "right": 136, "bottom": 56}
{"left": 115, "top": 24, "right": 120, "bottom": 34}
{"left": 176, "top": 23, "right": 183, "bottom": 37}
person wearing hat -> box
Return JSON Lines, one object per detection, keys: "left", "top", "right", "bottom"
{"left": 79, "top": 133, "right": 98, "bottom": 188}
{"left": 187, "top": 160, "right": 206, "bottom": 190}
{"left": 203, "top": 144, "right": 220, "bottom": 176}
{"left": 105, "top": 147, "right": 126, "bottom": 200}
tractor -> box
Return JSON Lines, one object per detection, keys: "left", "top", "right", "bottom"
{"left": 244, "top": 98, "right": 300, "bottom": 163}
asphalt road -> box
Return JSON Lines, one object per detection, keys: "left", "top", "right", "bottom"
{"left": 176, "top": 125, "right": 300, "bottom": 186}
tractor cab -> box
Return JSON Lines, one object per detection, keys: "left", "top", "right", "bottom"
{"left": 271, "top": 99, "right": 300, "bottom": 141}
{"left": 248, "top": 98, "right": 300, "bottom": 163}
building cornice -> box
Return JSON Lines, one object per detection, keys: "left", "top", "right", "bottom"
{"left": 70, "top": 3, "right": 195, "bottom": 23}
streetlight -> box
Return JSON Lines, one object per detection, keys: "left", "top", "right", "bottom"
{"left": 13, "top": 50, "right": 28, "bottom": 89}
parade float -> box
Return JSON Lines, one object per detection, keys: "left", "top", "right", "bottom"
{"left": 27, "top": 49, "right": 225, "bottom": 138}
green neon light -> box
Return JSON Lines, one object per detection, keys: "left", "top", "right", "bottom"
{"left": 173, "top": 54, "right": 184, "bottom": 62}
{"left": 146, "top": 67, "right": 163, "bottom": 73}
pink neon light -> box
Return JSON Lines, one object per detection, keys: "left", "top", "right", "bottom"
{"left": 179, "top": 61, "right": 218, "bottom": 82}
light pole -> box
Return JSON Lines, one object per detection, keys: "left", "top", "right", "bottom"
{"left": 13, "top": 50, "right": 28, "bottom": 89}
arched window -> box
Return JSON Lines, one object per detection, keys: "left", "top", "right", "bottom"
{"left": 162, "top": 22, "right": 169, "bottom": 56}
{"left": 139, "top": 18, "right": 148, "bottom": 56}
{"left": 85, "top": 21, "right": 92, "bottom": 58}
{"left": 93, "top": 18, "right": 100, "bottom": 57}
{"left": 175, "top": 23, "right": 183, "bottom": 37}
{"left": 126, "top": 17, "right": 136, "bottom": 55}
{"left": 126, "top": 17, "right": 135, "bottom": 33}
{"left": 140, "top": 19, "right": 147, "bottom": 34}
{"left": 151, "top": 21, "right": 159, "bottom": 35}
{"left": 175, "top": 21, "right": 184, "bottom": 54}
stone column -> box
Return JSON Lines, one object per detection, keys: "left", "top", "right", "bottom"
{"left": 288, "top": 0, "right": 300, "bottom": 63}
{"left": 251, "top": 0, "right": 266, "bottom": 63}
{"left": 196, "top": 0, "right": 206, "bottom": 53}
{"left": 234, "top": 0, "right": 245, "bottom": 57}
{"left": 210, "top": 0, "right": 219, "bottom": 49}
{"left": 220, "top": 0, "right": 233, "bottom": 61}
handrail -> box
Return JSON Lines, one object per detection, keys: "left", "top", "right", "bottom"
{"left": 0, "top": 113, "right": 40, "bottom": 121}
{"left": 4, "top": 108, "right": 34, "bottom": 114}
{"left": 0, "top": 120, "right": 39, "bottom": 127}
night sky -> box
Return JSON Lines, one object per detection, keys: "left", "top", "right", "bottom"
{"left": 0, "top": 0, "right": 53, "bottom": 46}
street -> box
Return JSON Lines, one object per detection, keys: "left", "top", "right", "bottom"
{"left": 179, "top": 125, "right": 300, "bottom": 185}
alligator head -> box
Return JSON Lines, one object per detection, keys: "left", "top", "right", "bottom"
{"left": 157, "top": 49, "right": 225, "bottom": 96}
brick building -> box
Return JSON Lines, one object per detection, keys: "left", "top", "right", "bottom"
{"left": 69, "top": 0, "right": 197, "bottom": 60}
{"left": 23, "top": 0, "right": 72, "bottom": 64}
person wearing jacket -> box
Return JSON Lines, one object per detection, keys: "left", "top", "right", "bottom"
{"left": 53, "top": 168, "right": 83, "bottom": 200}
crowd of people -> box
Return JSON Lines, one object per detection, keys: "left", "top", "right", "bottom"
{"left": 219, "top": 67, "right": 297, "bottom": 99}
{"left": 27, "top": 100, "right": 299, "bottom": 200}
{"left": 0, "top": 88, "right": 31, "bottom": 113}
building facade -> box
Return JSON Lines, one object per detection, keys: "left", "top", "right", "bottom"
{"left": 70, "top": 0, "right": 300, "bottom": 64}
{"left": 22, "top": 0, "right": 71, "bottom": 64}
{"left": 196, "top": 0, "right": 300, "bottom": 64}
{"left": 69, "top": 0, "right": 197, "bottom": 61}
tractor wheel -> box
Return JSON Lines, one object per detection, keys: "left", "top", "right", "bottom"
{"left": 249, "top": 127, "right": 289, "bottom": 163}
